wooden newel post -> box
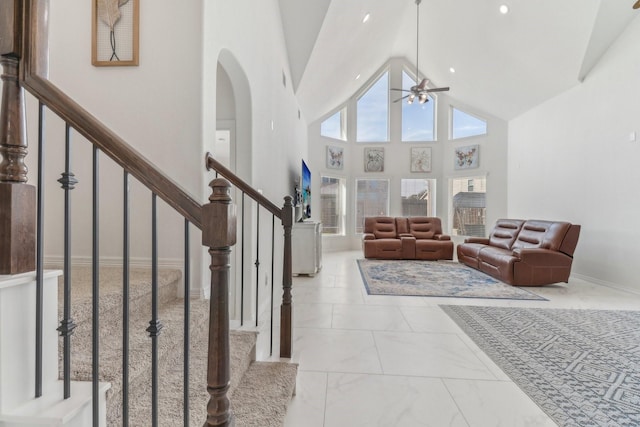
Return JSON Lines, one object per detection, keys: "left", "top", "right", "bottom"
{"left": 0, "top": 0, "right": 36, "bottom": 274}
{"left": 280, "top": 195, "right": 294, "bottom": 358}
{"left": 202, "top": 178, "right": 236, "bottom": 427}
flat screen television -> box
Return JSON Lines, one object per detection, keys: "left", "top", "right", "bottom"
{"left": 301, "top": 159, "right": 311, "bottom": 220}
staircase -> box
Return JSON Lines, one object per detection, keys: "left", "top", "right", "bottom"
{"left": 59, "top": 266, "right": 297, "bottom": 426}
{"left": 2, "top": 2, "right": 297, "bottom": 424}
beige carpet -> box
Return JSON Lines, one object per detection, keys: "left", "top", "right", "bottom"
{"left": 57, "top": 266, "right": 297, "bottom": 426}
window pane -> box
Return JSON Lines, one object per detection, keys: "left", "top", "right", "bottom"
{"left": 401, "top": 179, "right": 436, "bottom": 217}
{"left": 452, "top": 107, "right": 487, "bottom": 139}
{"left": 451, "top": 177, "right": 486, "bottom": 237}
{"left": 321, "top": 176, "right": 345, "bottom": 235}
{"left": 401, "top": 71, "right": 434, "bottom": 141}
{"left": 321, "top": 109, "right": 346, "bottom": 141}
{"left": 357, "top": 72, "right": 389, "bottom": 142}
{"left": 355, "top": 179, "right": 389, "bottom": 233}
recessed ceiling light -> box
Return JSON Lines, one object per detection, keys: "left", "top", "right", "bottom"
{"left": 449, "top": 67, "right": 456, "bottom": 73}
{"left": 362, "top": 13, "right": 370, "bottom": 23}
{"left": 355, "top": 74, "right": 361, "bottom": 80}
{"left": 499, "top": 4, "right": 509, "bottom": 14}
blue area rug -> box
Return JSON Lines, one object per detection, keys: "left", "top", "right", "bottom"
{"left": 357, "top": 259, "right": 545, "bottom": 300}
{"left": 441, "top": 306, "right": 640, "bottom": 426}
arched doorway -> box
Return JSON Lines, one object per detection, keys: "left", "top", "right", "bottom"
{"left": 216, "top": 50, "right": 254, "bottom": 325}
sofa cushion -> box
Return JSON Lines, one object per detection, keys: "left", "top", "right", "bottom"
{"left": 488, "top": 219, "right": 524, "bottom": 250}
{"left": 415, "top": 239, "right": 454, "bottom": 260}
{"left": 363, "top": 238, "right": 403, "bottom": 259}
{"left": 395, "top": 217, "right": 409, "bottom": 235}
{"left": 364, "top": 216, "right": 397, "bottom": 239}
{"left": 407, "top": 217, "right": 442, "bottom": 239}
{"left": 512, "top": 220, "right": 571, "bottom": 252}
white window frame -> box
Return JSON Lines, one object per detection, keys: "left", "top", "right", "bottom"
{"left": 356, "top": 69, "right": 391, "bottom": 143}
{"left": 355, "top": 178, "right": 390, "bottom": 234}
{"left": 450, "top": 106, "right": 488, "bottom": 140}
{"left": 320, "top": 175, "right": 346, "bottom": 236}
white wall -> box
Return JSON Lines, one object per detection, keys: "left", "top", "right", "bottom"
{"left": 3, "top": 0, "right": 307, "bottom": 301}
{"left": 13, "top": 0, "right": 206, "bottom": 292}
{"left": 309, "top": 59, "right": 508, "bottom": 251}
{"left": 203, "top": 0, "right": 307, "bottom": 202}
{"left": 508, "top": 16, "right": 640, "bottom": 291}
{"left": 202, "top": 0, "right": 308, "bottom": 314}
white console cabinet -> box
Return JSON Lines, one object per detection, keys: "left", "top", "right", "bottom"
{"left": 292, "top": 221, "right": 322, "bottom": 276}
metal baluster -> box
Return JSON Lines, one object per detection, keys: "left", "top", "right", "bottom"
{"left": 57, "top": 123, "right": 78, "bottom": 399}
{"left": 183, "top": 219, "right": 190, "bottom": 427}
{"left": 255, "top": 204, "right": 260, "bottom": 327}
{"left": 92, "top": 146, "right": 100, "bottom": 425}
{"left": 270, "top": 214, "right": 275, "bottom": 356}
{"left": 146, "top": 193, "right": 162, "bottom": 427}
{"left": 241, "top": 192, "right": 245, "bottom": 326}
{"left": 122, "top": 171, "right": 130, "bottom": 426}
{"left": 35, "top": 102, "right": 45, "bottom": 397}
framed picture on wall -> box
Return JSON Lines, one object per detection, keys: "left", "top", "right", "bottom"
{"left": 326, "top": 146, "right": 344, "bottom": 170}
{"left": 364, "top": 147, "right": 384, "bottom": 172}
{"left": 92, "top": 0, "right": 140, "bottom": 66}
{"left": 410, "top": 147, "right": 432, "bottom": 172}
{"left": 454, "top": 144, "right": 479, "bottom": 170}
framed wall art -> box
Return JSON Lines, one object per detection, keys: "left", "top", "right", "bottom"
{"left": 410, "top": 147, "right": 432, "bottom": 173}
{"left": 454, "top": 144, "right": 479, "bottom": 170}
{"left": 364, "top": 147, "right": 384, "bottom": 172}
{"left": 326, "top": 146, "right": 344, "bottom": 170}
{"left": 92, "top": 0, "right": 140, "bottom": 66}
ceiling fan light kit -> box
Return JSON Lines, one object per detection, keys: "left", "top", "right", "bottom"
{"left": 390, "top": 0, "right": 450, "bottom": 104}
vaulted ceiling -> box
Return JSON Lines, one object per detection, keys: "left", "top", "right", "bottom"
{"left": 278, "top": 0, "right": 639, "bottom": 122}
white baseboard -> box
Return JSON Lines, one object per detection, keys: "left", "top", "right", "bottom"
{"left": 572, "top": 273, "right": 640, "bottom": 296}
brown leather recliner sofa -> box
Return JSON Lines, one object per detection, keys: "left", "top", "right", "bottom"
{"left": 457, "top": 219, "right": 581, "bottom": 286}
{"left": 363, "top": 216, "right": 453, "bottom": 260}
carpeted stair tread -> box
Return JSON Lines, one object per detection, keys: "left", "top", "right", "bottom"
{"left": 57, "top": 266, "right": 181, "bottom": 329}
{"left": 127, "top": 325, "right": 296, "bottom": 427}
{"left": 59, "top": 266, "right": 298, "bottom": 425}
{"left": 231, "top": 361, "right": 298, "bottom": 427}
{"left": 229, "top": 330, "right": 257, "bottom": 394}
{"left": 126, "top": 322, "right": 257, "bottom": 426}
{"left": 65, "top": 295, "right": 209, "bottom": 425}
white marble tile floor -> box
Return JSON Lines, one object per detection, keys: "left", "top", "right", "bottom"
{"left": 276, "top": 250, "right": 640, "bottom": 426}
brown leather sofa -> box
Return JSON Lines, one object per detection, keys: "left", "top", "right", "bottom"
{"left": 457, "top": 219, "right": 581, "bottom": 286}
{"left": 363, "top": 216, "right": 453, "bottom": 260}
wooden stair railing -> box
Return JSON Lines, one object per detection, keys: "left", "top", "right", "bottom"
{"left": 206, "top": 153, "right": 294, "bottom": 359}
{"left": 0, "top": 0, "right": 292, "bottom": 425}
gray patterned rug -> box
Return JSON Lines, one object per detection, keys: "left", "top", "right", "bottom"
{"left": 357, "top": 259, "right": 546, "bottom": 300}
{"left": 441, "top": 306, "right": 640, "bottom": 427}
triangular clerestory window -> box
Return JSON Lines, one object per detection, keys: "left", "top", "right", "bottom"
{"left": 451, "top": 107, "right": 487, "bottom": 139}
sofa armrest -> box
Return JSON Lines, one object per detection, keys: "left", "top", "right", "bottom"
{"left": 398, "top": 233, "right": 413, "bottom": 238}
{"left": 363, "top": 233, "right": 376, "bottom": 241}
{"left": 434, "top": 234, "right": 451, "bottom": 241}
{"left": 464, "top": 237, "right": 489, "bottom": 244}
{"left": 400, "top": 235, "right": 416, "bottom": 259}
{"left": 512, "top": 248, "right": 572, "bottom": 266}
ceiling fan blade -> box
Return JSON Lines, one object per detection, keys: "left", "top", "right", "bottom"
{"left": 417, "top": 78, "right": 429, "bottom": 90}
{"left": 393, "top": 94, "right": 411, "bottom": 103}
{"left": 390, "top": 88, "right": 410, "bottom": 92}
{"left": 425, "top": 87, "right": 450, "bottom": 93}
{"left": 635, "top": 0, "right": 640, "bottom": 8}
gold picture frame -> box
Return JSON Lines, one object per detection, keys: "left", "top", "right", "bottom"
{"left": 92, "top": 0, "right": 139, "bottom": 66}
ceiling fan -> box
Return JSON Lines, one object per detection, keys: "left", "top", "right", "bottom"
{"left": 634, "top": 0, "right": 640, "bottom": 9}
{"left": 391, "top": 0, "right": 450, "bottom": 104}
